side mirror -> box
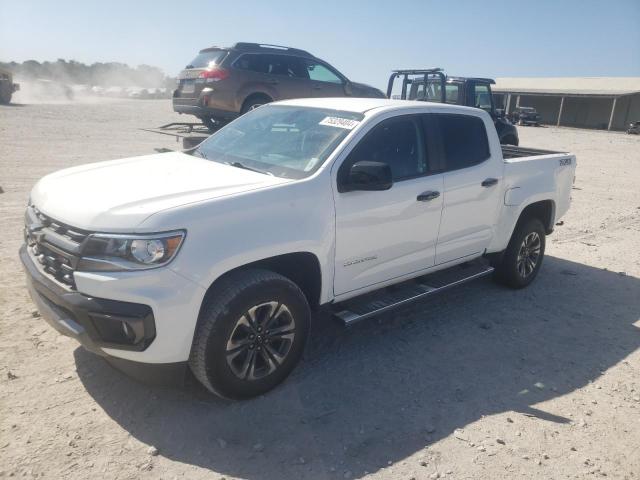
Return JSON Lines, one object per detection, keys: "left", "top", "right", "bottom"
{"left": 342, "top": 161, "right": 393, "bottom": 192}
{"left": 343, "top": 80, "right": 353, "bottom": 96}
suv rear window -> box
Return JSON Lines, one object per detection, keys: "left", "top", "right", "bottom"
{"left": 186, "top": 50, "right": 227, "bottom": 69}
{"left": 434, "top": 114, "right": 490, "bottom": 171}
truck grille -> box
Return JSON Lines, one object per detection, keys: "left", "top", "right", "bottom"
{"left": 24, "top": 206, "right": 90, "bottom": 290}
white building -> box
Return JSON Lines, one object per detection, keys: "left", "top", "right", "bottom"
{"left": 492, "top": 77, "right": 640, "bottom": 131}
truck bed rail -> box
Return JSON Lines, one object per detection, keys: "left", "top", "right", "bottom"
{"left": 501, "top": 145, "right": 566, "bottom": 159}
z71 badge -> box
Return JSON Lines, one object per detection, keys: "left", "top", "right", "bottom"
{"left": 559, "top": 157, "right": 572, "bottom": 166}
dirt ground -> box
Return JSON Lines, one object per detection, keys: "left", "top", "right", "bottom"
{"left": 1, "top": 99, "right": 639, "bottom": 480}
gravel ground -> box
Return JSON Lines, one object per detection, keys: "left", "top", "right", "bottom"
{"left": 1, "top": 99, "right": 639, "bottom": 480}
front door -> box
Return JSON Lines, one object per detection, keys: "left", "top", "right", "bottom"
{"left": 305, "top": 60, "right": 348, "bottom": 98}
{"left": 333, "top": 114, "right": 444, "bottom": 296}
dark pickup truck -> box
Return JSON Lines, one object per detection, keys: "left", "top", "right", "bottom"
{"left": 510, "top": 106, "right": 542, "bottom": 126}
{"left": 387, "top": 68, "right": 519, "bottom": 145}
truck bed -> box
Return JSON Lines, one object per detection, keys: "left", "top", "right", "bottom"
{"left": 501, "top": 145, "right": 566, "bottom": 160}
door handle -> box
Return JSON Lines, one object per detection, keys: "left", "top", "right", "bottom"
{"left": 417, "top": 191, "right": 440, "bottom": 202}
{"left": 481, "top": 178, "right": 499, "bottom": 187}
{"left": 312, "top": 85, "right": 322, "bottom": 90}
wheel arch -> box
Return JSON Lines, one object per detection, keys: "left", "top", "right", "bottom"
{"left": 517, "top": 199, "right": 556, "bottom": 234}
{"left": 199, "top": 251, "right": 323, "bottom": 315}
{"left": 238, "top": 91, "right": 274, "bottom": 112}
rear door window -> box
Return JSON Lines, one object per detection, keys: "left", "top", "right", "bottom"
{"left": 262, "top": 54, "right": 309, "bottom": 79}
{"left": 233, "top": 54, "right": 267, "bottom": 73}
{"left": 433, "top": 114, "right": 490, "bottom": 171}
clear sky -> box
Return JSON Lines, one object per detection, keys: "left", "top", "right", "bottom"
{"left": 1, "top": 0, "right": 638, "bottom": 89}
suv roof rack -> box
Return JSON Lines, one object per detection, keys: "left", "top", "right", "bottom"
{"left": 232, "top": 42, "right": 313, "bottom": 58}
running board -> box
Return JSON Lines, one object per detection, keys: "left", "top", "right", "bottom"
{"left": 332, "top": 259, "right": 494, "bottom": 326}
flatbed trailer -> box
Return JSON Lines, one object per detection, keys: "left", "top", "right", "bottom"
{"left": 141, "top": 121, "right": 216, "bottom": 149}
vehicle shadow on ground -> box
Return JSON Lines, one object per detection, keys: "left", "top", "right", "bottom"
{"left": 75, "top": 256, "right": 640, "bottom": 479}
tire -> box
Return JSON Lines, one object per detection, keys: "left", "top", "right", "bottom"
{"left": 240, "top": 94, "right": 272, "bottom": 115}
{"left": 493, "top": 218, "right": 546, "bottom": 289}
{"left": 189, "top": 269, "right": 310, "bottom": 399}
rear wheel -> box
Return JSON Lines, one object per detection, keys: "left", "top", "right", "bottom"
{"left": 189, "top": 269, "right": 310, "bottom": 399}
{"left": 493, "top": 218, "right": 546, "bottom": 289}
{"left": 240, "top": 94, "right": 272, "bottom": 115}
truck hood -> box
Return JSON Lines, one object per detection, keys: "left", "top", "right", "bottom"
{"left": 30, "top": 151, "right": 290, "bottom": 232}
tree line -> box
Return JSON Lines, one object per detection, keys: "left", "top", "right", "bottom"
{"left": 0, "top": 59, "right": 176, "bottom": 88}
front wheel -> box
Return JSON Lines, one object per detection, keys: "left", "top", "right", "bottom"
{"left": 493, "top": 218, "right": 546, "bottom": 289}
{"left": 189, "top": 269, "right": 310, "bottom": 399}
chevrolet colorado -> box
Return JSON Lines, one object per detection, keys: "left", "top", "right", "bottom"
{"left": 21, "top": 98, "right": 576, "bottom": 399}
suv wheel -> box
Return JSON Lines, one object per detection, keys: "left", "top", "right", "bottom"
{"left": 493, "top": 218, "right": 546, "bottom": 289}
{"left": 241, "top": 94, "right": 272, "bottom": 115}
{"left": 189, "top": 269, "right": 310, "bottom": 399}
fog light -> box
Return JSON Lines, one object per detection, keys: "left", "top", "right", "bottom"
{"left": 90, "top": 313, "right": 146, "bottom": 346}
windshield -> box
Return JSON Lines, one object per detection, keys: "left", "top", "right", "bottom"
{"left": 186, "top": 50, "right": 227, "bottom": 69}
{"left": 192, "top": 105, "right": 364, "bottom": 179}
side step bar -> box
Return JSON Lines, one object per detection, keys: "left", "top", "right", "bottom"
{"left": 332, "top": 259, "right": 494, "bottom": 326}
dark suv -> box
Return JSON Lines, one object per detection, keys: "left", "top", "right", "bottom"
{"left": 173, "top": 42, "right": 385, "bottom": 131}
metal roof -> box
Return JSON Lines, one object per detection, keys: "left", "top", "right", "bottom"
{"left": 493, "top": 77, "right": 640, "bottom": 96}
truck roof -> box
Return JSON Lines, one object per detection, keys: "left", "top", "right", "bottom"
{"left": 275, "top": 97, "right": 484, "bottom": 115}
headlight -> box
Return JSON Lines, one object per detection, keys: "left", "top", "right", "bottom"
{"left": 77, "top": 231, "right": 185, "bottom": 272}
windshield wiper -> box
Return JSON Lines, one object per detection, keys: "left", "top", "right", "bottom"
{"left": 226, "top": 161, "right": 272, "bottom": 176}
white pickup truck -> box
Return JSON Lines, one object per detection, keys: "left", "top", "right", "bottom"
{"left": 21, "top": 98, "right": 576, "bottom": 399}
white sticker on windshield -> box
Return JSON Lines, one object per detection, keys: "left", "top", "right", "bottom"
{"left": 319, "top": 116, "right": 360, "bottom": 130}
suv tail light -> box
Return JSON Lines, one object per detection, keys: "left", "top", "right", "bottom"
{"left": 199, "top": 67, "right": 229, "bottom": 82}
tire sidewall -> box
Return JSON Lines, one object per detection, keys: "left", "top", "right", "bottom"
{"left": 502, "top": 218, "right": 546, "bottom": 288}
{"left": 199, "top": 275, "right": 309, "bottom": 399}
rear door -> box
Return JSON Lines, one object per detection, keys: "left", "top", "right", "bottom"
{"left": 261, "top": 54, "right": 312, "bottom": 100}
{"left": 333, "top": 114, "right": 444, "bottom": 296}
{"left": 432, "top": 113, "right": 503, "bottom": 265}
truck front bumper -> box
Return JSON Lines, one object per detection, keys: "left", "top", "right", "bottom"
{"left": 20, "top": 245, "right": 191, "bottom": 385}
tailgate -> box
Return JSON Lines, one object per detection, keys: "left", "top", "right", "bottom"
{"left": 176, "top": 69, "right": 204, "bottom": 98}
